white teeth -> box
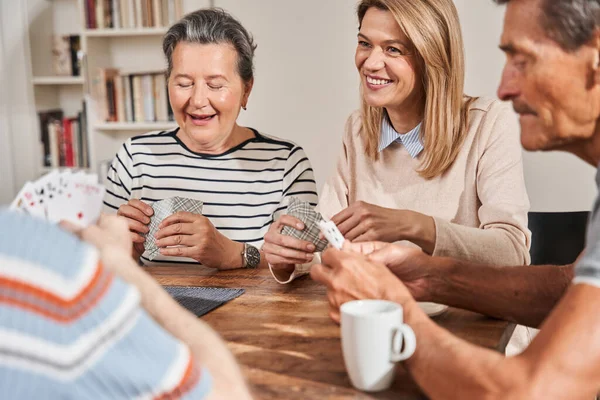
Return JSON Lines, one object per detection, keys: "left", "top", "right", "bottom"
{"left": 366, "top": 76, "right": 392, "bottom": 86}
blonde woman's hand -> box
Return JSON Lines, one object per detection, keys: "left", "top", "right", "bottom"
{"left": 331, "top": 201, "right": 435, "bottom": 253}
{"left": 262, "top": 215, "right": 316, "bottom": 272}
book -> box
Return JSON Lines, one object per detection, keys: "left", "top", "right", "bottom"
{"left": 114, "top": 74, "right": 126, "bottom": 122}
{"left": 120, "top": 0, "right": 129, "bottom": 29}
{"left": 69, "top": 36, "right": 81, "bottom": 76}
{"left": 123, "top": 75, "right": 133, "bottom": 122}
{"left": 62, "top": 118, "right": 74, "bottom": 167}
{"left": 134, "top": 0, "right": 143, "bottom": 28}
{"left": 127, "top": 0, "right": 136, "bottom": 28}
{"left": 81, "top": 101, "right": 90, "bottom": 168}
{"left": 112, "top": 0, "right": 120, "bottom": 29}
{"left": 142, "top": 74, "right": 155, "bottom": 122}
{"left": 104, "top": 0, "right": 113, "bottom": 28}
{"left": 48, "top": 120, "right": 62, "bottom": 167}
{"left": 153, "top": 0, "right": 161, "bottom": 27}
{"left": 38, "top": 110, "right": 64, "bottom": 167}
{"left": 96, "top": 0, "right": 105, "bottom": 29}
{"left": 161, "top": 0, "right": 169, "bottom": 27}
{"left": 153, "top": 74, "right": 168, "bottom": 121}
{"left": 167, "top": 0, "right": 175, "bottom": 25}
{"left": 52, "top": 36, "right": 72, "bottom": 76}
{"left": 132, "top": 75, "right": 144, "bottom": 122}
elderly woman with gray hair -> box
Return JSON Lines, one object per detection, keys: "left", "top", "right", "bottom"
{"left": 103, "top": 8, "right": 317, "bottom": 270}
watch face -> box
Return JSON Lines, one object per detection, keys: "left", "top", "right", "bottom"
{"left": 246, "top": 244, "right": 261, "bottom": 269}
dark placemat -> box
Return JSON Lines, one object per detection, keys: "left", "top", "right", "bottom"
{"left": 164, "top": 286, "right": 245, "bottom": 317}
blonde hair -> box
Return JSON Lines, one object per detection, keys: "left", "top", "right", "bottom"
{"left": 357, "top": 0, "right": 475, "bottom": 179}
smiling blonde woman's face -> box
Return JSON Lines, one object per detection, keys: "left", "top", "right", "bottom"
{"left": 355, "top": 7, "right": 423, "bottom": 110}
{"left": 168, "top": 42, "right": 251, "bottom": 151}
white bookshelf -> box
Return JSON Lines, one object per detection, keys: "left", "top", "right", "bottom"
{"left": 96, "top": 122, "right": 178, "bottom": 131}
{"left": 84, "top": 27, "right": 168, "bottom": 37}
{"left": 32, "top": 76, "right": 85, "bottom": 85}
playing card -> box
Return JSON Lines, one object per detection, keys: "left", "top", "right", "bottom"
{"left": 318, "top": 220, "right": 345, "bottom": 250}
{"left": 47, "top": 178, "right": 105, "bottom": 226}
{"left": 21, "top": 171, "right": 60, "bottom": 219}
{"left": 9, "top": 182, "right": 35, "bottom": 213}
{"left": 144, "top": 197, "right": 204, "bottom": 260}
{"left": 281, "top": 197, "right": 329, "bottom": 252}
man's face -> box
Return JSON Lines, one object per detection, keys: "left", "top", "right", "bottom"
{"left": 497, "top": 0, "right": 600, "bottom": 152}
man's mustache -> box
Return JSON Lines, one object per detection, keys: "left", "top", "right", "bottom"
{"left": 513, "top": 101, "right": 537, "bottom": 116}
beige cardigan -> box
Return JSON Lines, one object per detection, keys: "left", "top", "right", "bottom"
{"left": 269, "top": 97, "right": 531, "bottom": 283}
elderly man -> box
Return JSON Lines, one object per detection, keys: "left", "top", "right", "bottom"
{"left": 312, "top": 0, "right": 600, "bottom": 398}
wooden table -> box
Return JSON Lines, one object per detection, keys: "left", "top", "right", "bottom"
{"left": 148, "top": 266, "right": 515, "bottom": 400}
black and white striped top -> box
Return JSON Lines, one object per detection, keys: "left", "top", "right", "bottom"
{"left": 103, "top": 128, "right": 318, "bottom": 266}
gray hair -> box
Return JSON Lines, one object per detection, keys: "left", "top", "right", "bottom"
{"left": 494, "top": 0, "right": 600, "bottom": 51}
{"left": 162, "top": 8, "right": 257, "bottom": 82}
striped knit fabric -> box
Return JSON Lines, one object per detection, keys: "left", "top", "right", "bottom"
{"left": 0, "top": 210, "right": 211, "bottom": 399}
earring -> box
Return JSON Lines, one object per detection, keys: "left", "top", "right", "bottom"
{"left": 242, "top": 105, "right": 247, "bottom": 111}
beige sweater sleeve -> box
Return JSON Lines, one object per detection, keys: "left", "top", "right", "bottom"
{"left": 432, "top": 103, "right": 531, "bottom": 266}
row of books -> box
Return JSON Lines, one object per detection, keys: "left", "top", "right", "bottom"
{"left": 84, "top": 0, "right": 184, "bottom": 30}
{"left": 38, "top": 104, "right": 90, "bottom": 169}
{"left": 92, "top": 68, "right": 174, "bottom": 123}
{"left": 52, "top": 35, "right": 82, "bottom": 76}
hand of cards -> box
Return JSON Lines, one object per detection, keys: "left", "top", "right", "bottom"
{"left": 10, "top": 170, "right": 105, "bottom": 227}
{"left": 282, "top": 197, "right": 346, "bottom": 251}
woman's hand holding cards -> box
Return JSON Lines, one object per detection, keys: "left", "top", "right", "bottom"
{"left": 116, "top": 199, "right": 153, "bottom": 260}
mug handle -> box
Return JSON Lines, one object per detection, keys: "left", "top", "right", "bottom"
{"left": 390, "top": 324, "right": 416, "bottom": 362}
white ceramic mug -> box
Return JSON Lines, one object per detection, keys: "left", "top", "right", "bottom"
{"left": 340, "top": 300, "right": 417, "bottom": 392}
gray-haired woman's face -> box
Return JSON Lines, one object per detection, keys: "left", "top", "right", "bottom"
{"left": 168, "top": 42, "right": 252, "bottom": 149}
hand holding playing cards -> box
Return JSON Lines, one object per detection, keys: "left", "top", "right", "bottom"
{"left": 116, "top": 199, "right": 153, "bottom": 260}
{"left": 331, "top": 201, "right": 436, "bottom": 253}
{"left": 311, "top": 246, "right": 413, "bottom": 324}
{"left": 343, "top": 241, "right": 432, "bottom": 302}
{"left": 263, "top": 215, "right": 316, "bottom": 270}
{"left": 155, "top": 211, "right": 243, "bottom": 269}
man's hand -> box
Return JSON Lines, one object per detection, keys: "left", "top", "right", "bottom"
{"left": 330, "top": 202, "right": 435, "bottom": 253}
{"left": 116, "top": 199, "right": 153, "bottom": 259}
{"left": 344, "top": 241, "right": 434, "bottom": 302}
{"left": 311, "top": 247, "right": 414, "bottom": 323}
{"left": 155, "top": 211, "right": 243, "bottom": 269}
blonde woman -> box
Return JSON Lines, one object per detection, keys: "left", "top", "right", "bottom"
{"left": 263, "top": 0, "right": 531, "bottom": 287}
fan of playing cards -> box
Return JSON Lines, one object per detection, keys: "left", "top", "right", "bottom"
{"left": 9, "top": 170, "right": 105, "bottom": 227}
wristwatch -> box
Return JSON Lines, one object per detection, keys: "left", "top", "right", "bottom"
{"left": 242, "top": 243, "right": 261, "bottom": 269}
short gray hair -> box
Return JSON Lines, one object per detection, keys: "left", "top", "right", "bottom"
{"left": 163, "top": 8, "right": 257, "bottom": 82}
{"left": 494, "top": 0, "right": 600, "bottom": 51}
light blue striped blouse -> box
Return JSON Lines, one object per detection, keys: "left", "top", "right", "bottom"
{"left": 378, "top": 115, "right": 424, "bottom": 158}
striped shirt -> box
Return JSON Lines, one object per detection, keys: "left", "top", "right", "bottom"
{"left": 103, "top": 128, "right": 318, "bottom": 266}
{"left": 378, "top": 114, "right": 423, "bottom": 158}
{"left": 0, "top": 210, "right": 211, "bottom": 399}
